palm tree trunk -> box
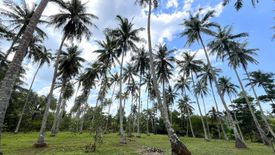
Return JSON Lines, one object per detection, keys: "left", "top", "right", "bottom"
{"left": 146, "top": 92, "right": 150, "bottom": 135}
{"left": 209, "top": 81, "right": 228, "bottom": 140}
{"left": 233, "top": 68, "right": 270, "bottom": 145}
{"left": 55, "top": 99, "right": 66, "bottom": 134}
{"left": 198, "top": 34, "right": 246, "bottom": 148}
{"left": 79, "top": 110, "right": 85, "bottom": 134}
{"left": 128, "top": 95, "right": 134, "bottom": 137}
{"left": 137, "top": 70, "right": 142, "bottom": 137}
{"left": 228, "top": 94, "right": 245, "bottom": 141}
{"left": 186, "top": 117, "right": 189, "bottom": 137}
{"left": 35, "top": 34, "right": 66, "bottom": 146}
{"left": 104, "top": 83, "right": 116, "bottom": 133}
{"left": 119, "top": 47, "right": 126, "bottom": 143}
{"left": 0, "top": 0, "right": 49, "bottom": 138}
{"left": 243, "top": 67, "right": 275, "bottom": 139}
{"left": 146, "top": 1, "right": 191, "bottom": 154}
{"left": 191, "top": 72, "right": 209, "bottom": 141}
{"left": 187, "top": 107, "right": 195, "bottom": 138}
{"left": 4, "top": 31, "right": 23, "bottom": 60}
{"left": 14, "top": 64, "right": 41, "bottom": 133}
{"left": 51, "top": 80, "right": 66, "bottom": 136}
{"left": 202, "top": 97, "right": 211, "bottom": 139}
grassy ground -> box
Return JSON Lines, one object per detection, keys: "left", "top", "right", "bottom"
{"left": 1, "top": 132, "right": 274, "bottom": 155}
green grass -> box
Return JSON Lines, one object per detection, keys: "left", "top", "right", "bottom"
{"left": 1, "top": 132, "right": 274, "bottom": 155}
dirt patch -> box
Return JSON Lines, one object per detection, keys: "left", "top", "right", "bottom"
{"left": 138, "top": 147, "right": 165, "bottom": 155}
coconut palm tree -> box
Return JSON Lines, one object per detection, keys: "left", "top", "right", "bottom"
{"left": 177, "top": 52, "right": 209, "bottom": 141}
{"left": 136, "top": 0, "right": 191, "bottom": 153}
{"left": 209, "top": 25, "right": 272, "bottom": 144}
{"left": 246, "top": 70, "right": 275, "bottom": 104}
{"left": 178, "top": 95, "right": 195, "bottom": 138}
{"left": 34, "top": 0, "right": 97, "bottom": 145}
{"left": 126, "top": 81, "right": 138, "bottom": 137}
{"left": 218, "top": 76, "right": 244, "bottom": 141}
{"left": 107, "top": 15, "right": 144, "bottom": 144}
{"left": 230, "top": 43, "right": 272, "bottom": 144}
{"left": 194, "top": 80, "right": 211, "bottom": 138}
{"left": 14, "top": 46, "right": 52, "bottom": 133}
{"left": 105, "top": 73, "right": 120, "bottom": 133}
{"left": 0, "top": 0, "right": 50, "bottom": 137}
{"left": 132, "top": 47, "right": 150, "bottom": 137}
{"left": 0, "top": 0, "right": 48, "bottom": 60}
{"left": 223, "top": 0, "right": 259, "bottom": 10}
{"left": 180, "top": 10, "right": 246, "bottom": 148}
{"left": 51, "top": 44, "right": 85, "bottom": 136}
{"left": 165, "top": 85, "right": 178, "bottom": 124}
{"left": 198, "top": 65, "right": 228, "bottom": 140}
{"left": 155, "top": 43, "right": 175, "bottom": 122}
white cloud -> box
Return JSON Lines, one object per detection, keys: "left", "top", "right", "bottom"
{"left": 166, "top": 0, "right": 179, "bottom": 9}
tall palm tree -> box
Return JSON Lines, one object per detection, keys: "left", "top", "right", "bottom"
{"left": 0, "top": 0, "right": 50, "bottom": 138}
{"left": 132, "top": 47, "right": 150, "bottom": 137}
{"left": 209, "top": 25, "right": 272, "bottom": 144}
{"left": 107, "top": 15, "right": 144, "bottom": 144}
{"left": 35, "top": 0, "right": 97, "bottom": 146}
{"left": 14, "top": 46, "right": 52, "bottom": 133}
{"left": 51, "top": 44, "right": 85, "bottom": 136}
{"left": 194, "top": 80, "right": 211, "bottom": 138}
{"left": 105, "top": 73, "right": 119, "bottom": 132}
{"left": 0, "top": 0, "right": 47, "bottom": 60}
{"left": 230, "top": 43, "right": 272, "bottom": 144}
{"left": 180, "top": 10, "right": 246, "bottom": 148}
{"left": 178, "top": 95, "right": 195, "bottom": 138}
{"left": 218, "top": 76, "right": 244, "bottom": 141}
{"left": 177, "top": 52, "right": 209, "bottom": 141}
{"left": 165, "top": 86, "right": 178, "bottom": 124}
{"left": 198, "top": 65, "right": 228, "bottom": 140}
{"left": 136, "top": 0, "right": 191, "bottom": 154}
{"left": 155, "top": 43, "right": 175, "bottom": 123}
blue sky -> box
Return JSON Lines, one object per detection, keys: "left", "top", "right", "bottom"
{"left": 2, "top": 0, "right": 275, "bottom": 115}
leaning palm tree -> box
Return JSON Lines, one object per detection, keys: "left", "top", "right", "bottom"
{"left": 178, "top": 95, "right": 195, "bottom": 138}
{"left": 51, "top": 44, "right": 85, "bottom": 136}
{"left": 14, "top": 46, "right": 52, "bottom": 133}
{"left": 136, "top": 0, "right": 191, "bottom": 154}
{"left": 198, "top": 65, "right": 228, "bottom": 140}
{"left": 247, "top": 70, "right": 274, "bottom": 104}
{"left": 35, "top": 0, "right": 97, "bottom": 146}
{"left": 180, "top": 10, "right": 246, "bottom": 148}
{"left": 0, "top": 0, "right": 47, "bottom": 60}
{"left": 0, "top": 0, "right": 50, "bottom": 136}
{"left": 208, "top": 25, "right": 272, "bottom": 144}
{"left": 218, "top": 76, "right": 244, "bottom": 141}
{"left": 229, "top": 43, "right": 272, "bottom": 144}
{"left": 132, "top": 47, "right": 150, "bottom": 137}
{"left": 107, "top": 15, "right": 144, "bottom": 144}
{"left": 176, "top": 52, "right": 209, "bottom": 141}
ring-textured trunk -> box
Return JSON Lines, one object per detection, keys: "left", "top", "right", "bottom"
{"left": 35, "top": 34, "right": 67, "bottom": 146}
{"left": 118, "top": 47, "right": 126, "bottom": 144}
{"left": 146, "top": 1, "right": 191, "bottom": 154}
{"left": 0, "top": 0, "right": 49, "bottom": 136}
{"left": 14, "top": 64, "right": 41, "bottom": 133}
{"left": 198, "top": 33, "right": 246, "bottom": 148}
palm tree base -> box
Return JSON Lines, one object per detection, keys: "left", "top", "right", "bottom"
{"left": 33, "top": 142, "right": 47, "bottom": 148}
{"left": 204, "top": 138, "right": 210, "bottom": 142}
{"left": 171, "top": 140, "right": 191, "bottom": 155}
{"left": 235, "top": 137, "right": 247, "bottom": 148}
